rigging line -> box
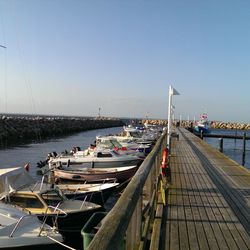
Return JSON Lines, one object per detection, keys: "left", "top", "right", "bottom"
{"left": 10, "top": 4, "right": 42, "bottom": 142}
{"left": 0, "top": 7, "right": 7, "bottom": 114}
{"left": 10, "top": 3, "right": 37, "bottom": 116}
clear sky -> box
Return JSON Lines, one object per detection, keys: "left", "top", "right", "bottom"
{"left": 0, "top": 0, "right": 250, "bottom": 123}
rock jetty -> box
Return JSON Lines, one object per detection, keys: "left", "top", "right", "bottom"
{"left": 0, "top": 115, "right": 124, "bottom": 146}
{"left": 141, "top": 119, "right": 250, "bottom": 130}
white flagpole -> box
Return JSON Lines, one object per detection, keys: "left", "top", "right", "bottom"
{"left": 167, "top": 85, "right": 180, "bottom": 149}
{"left": 167, "top": 86, "right": 172, "bottom": 148}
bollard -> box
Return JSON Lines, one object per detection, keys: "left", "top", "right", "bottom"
{"left": 242, "top": 132, "right": 246, "bottom": 166}
{"left": 200, "top": 130, "right": 203, "bottom": 140}
{"left": 219, "top": 138, "right": 223, "bottom": 153}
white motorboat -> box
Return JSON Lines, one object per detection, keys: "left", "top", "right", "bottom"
{"left": 95, "top": 136, "right": 152, "bottom": 155}
{"left": 122, "top": 126, "right": 157, "bottom": 144}
{"left": 194, "top": 113, "right": 210, "bottom": 134}
{"left": 53, "top": 165, "right": 139, "bottom": 183}
{"left": 56, "top": 182, "right": 120, "bottom": 205}
{"left": 0, "top": 202, "right": 63, "bottom": 249}
{"left": 48, "top": 148, "right": 142, "bottom": 168}
{"left": 0, "top": 167, "right": 103, "bottom": 238}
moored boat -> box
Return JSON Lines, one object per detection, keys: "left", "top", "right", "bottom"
{"left": 0, "top": 167, "right": 103, "bottom": 238}
{"left": 53, "top": 165, "right": 139, "bottom": 183}
{"left": 194, "top": 113, "right": 210, "bottom": 133}
{"left": 0, "top": 202, "right": 64, "bottom": 250}
{"left": 56, "top": 182, "right": 120, "bottom": 205}
{"left": 48, "top": 148, "right": 142, "bottom": 168}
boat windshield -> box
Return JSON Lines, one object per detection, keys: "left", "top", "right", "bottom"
{"left": 41, "top": 190, "right": 64, "bottom": 207}
{"left": 9, "top": 194, "right": 44, "bottom": 209}
{"left": 98, "top": 139, "right": 122, "bottom": 149}
{"left": 129, "top": 132, "right": 142, "bottom": 138}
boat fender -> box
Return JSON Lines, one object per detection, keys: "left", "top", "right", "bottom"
{"left": 161, "top": 148, "right": 170, "bottom": 177}
{"left": 24, "top": 162, "right": 30, "bottom": 171}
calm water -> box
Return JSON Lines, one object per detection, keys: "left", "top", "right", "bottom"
{"left": 204, "top": 129, "right": 250, "bottom": 169}
{"left": 0, "top": 127, "right": 123, "bottom": 180}
{"left": 0, "top": 127, "right": 249, "bottom": 176}
{"left": 0, "top": 126, "right": 249, "bottom": 249}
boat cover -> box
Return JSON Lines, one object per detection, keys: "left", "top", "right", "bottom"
{"left": 0, "top": 167, "right": 35, "bottom": 199}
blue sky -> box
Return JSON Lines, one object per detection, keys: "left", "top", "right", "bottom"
{"left": 0, "top": 0, "right": 250, "bottom": 122}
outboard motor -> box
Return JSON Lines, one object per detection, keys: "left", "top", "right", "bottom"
{"left": 52, "top": 151, "right": 57, "bottom": 157}
{"left": 66, "top": 159, "right": 71, "bottom": 168}
{"left": 71, "top": 147, "right": 76, "bottom": 154}
{"left": 36, "top": 160, "right": 46, "bottom": 168}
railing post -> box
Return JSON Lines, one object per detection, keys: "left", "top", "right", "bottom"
{"left": 125, "top": 195, "right": 142, "bottom": 249}
{"left": 219, "top": 138, "right": 223, "bottom": 153}
{"left": 242, "top": 132, "right": 246, "bottom": 166}
{"left": 200, "top": 130, "right": 203, "bottom": 139}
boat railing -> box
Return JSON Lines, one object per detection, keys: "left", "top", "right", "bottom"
{"left": 9, "top": 214, "right": 45, "bottom": 238}
{"left": 83, "top": 177, "right": 117, "bottom": 184}
{"left": 88, "top": 129, "right": 168, "bottom": 249}
{"left": 80, "top": 195, "right": 88, "bottom": 209}
{"left": 40, "top": 204, "right": 67, "bottom": 232}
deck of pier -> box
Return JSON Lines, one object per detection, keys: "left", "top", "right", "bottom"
{"left": 163, "top": 127, "right": 250, "bottom": 250}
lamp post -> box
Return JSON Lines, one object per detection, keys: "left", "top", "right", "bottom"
{"left": 167, "top": 85, "right": 180, "bottom": 149}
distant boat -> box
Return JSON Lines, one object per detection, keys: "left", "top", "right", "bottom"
{"left": 194, "top": 113, "right": 210, "bottom": 133}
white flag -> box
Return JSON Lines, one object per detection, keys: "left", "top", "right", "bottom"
{"left": 170, "top": 86, "right": 180, "bottom": 95}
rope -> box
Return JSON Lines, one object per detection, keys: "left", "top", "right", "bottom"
{"left": 46, "top": 235, "right": 76, "bottom": 250}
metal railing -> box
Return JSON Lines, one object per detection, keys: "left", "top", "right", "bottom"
{"left": 88, "top": 130, "right": 167, "bottom": 250}
{"left": 9, "top": 214, "right": 38, "bottom": 237}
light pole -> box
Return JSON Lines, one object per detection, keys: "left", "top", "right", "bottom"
{"left": 167, "top": 85, "right": 180, "bottom": 149}
{"left": 98, "top": 107, "right": 101, "bottom": 118}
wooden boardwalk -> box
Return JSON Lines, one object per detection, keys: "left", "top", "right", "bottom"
{"left": 164, "top": 128, "right": 250, "bottom": 250}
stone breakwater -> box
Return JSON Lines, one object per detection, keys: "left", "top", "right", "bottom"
{"left": 141, "top": 119, "right": 250, "bottom": 130}
{"left": 0, "top": 115, "right": 124, "bottom": 145}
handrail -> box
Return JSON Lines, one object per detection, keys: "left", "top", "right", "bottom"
{"left": 40, "top": 204, "right": 68, "bottom": 235}
{"left": 9, "top": 213, "right": 57, "bottom": 238}
{"left": 9, "top": 214, "right": 36, "bottom": 237}
{"left": 88, "top": 130, "right": 167, "bottom": 249}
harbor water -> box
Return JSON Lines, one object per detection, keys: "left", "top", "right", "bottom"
{"left": 0, "top": 126, "right": 249, "bottom": 250}
{"left": 0, "top": 127, "right": 249, "bottom": 174}
{"left": 0, "top": 126, "right": 123, "bottom": 180}
{"left": 204, "top": 129, "right": 250, "bottom": 169}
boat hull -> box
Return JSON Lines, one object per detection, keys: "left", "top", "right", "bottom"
{"left": 0, "top": 242, "right": 65, "bottom": 250}
{"left": 194, "top": 125, "right": 210, "bottom": 134}
{"left": 38, "top": 205, "right": 104, "bottom": 237}
{"left": 58, "top": 183, "right": 119, "bottom": 205}
{"left": 53, "top": 166, "right": 139, "bottom": 183}
{"left": 50, "top": 158, "right": 141, "bottom": 168}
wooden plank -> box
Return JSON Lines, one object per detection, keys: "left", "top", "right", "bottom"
{"left": 149, "top": 218, "right": 162, "bottom": 250}
{"left": 166, "top": 128, "right": 250, "bottom": 250}
{"left": 183, "top": 163, "right": 218, "bottom": 250}
{"left": 155, "top": 203, "right": 163, "bottom": 218}
{"left": 165, "top": 165, "right": 179, "bottom": 250}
